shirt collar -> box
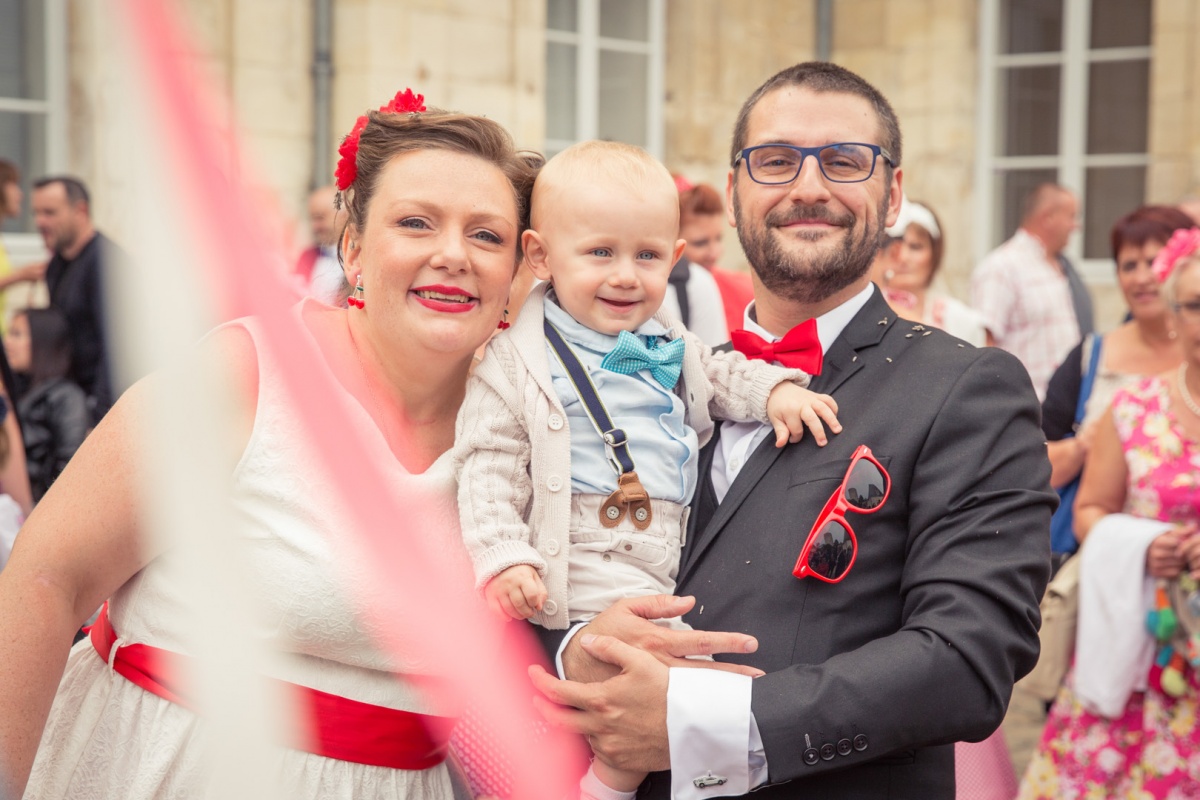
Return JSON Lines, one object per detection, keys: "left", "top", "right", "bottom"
{"left": 1013, "top": 228, "right": 1056, "bottom": 263}
{"left": 741, "top": 282, "right": 875, "bottom": 353}
{"left": 544, "top": 289, "right": 671, "bottom": 353}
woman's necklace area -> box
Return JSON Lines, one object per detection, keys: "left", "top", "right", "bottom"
{"left": 352, "top": 332, "right": 396, "bottom": 446}
{"left": 1178, "top": 362, "right": 1200, "bottom": 418}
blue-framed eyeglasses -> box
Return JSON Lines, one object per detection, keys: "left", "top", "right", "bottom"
{"left": 733, "top": 143, "right": 896, "bottom": 185}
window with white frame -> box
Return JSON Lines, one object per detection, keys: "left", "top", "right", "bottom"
{"left": 0, "top": 0, "right": 66, "bottom": 237}
{"left": 975, "top": 0, "right": 1152, "bottom": 274}
{"left": 544, "top": 0, "right": 665, "bottom": 159}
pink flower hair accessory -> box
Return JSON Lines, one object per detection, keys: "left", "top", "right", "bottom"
{"left": 1152, "top": 227, "right": 1200, "bottom": 284}
{"left": 334, "top": 88, "right": 428, "bottom": 191}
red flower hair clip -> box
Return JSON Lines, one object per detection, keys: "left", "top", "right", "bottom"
{"left": 334, "top": 88, "right": 428, "bottom": 191}
{"left": 1152, "top": 227, "right": 1200, "bottom": 284}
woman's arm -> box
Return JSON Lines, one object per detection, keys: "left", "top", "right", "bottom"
{"left": 0, "top": 326, "right": 257, "bottom": 797}
{"left": 1072, "top": 408, "right": 1126, "bottom": 544}
{"left": 1046, "top": 430, "right": 1089, "bottom": 490}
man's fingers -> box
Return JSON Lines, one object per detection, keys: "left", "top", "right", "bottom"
{"left": 670, "top": 658, "right": 766, "bottom": 678}
{"left": 660, "top": 628, "right": 758, "bottom": 659}
{"left": 528, "top": 664, "right": 599, "bottom": 713}
{"left": 617, "top": 593, "right": 696, "bottom": 621}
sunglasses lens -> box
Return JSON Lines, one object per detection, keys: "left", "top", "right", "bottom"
{"left": 806, "top": 520, "right": 855, "bottom": 580}
{"left": 844, "top": 458, "right": 887, "bottom": 510}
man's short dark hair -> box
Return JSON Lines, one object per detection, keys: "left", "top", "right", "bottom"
{"left": 729, "top": 62, "right": 903, "bottom": 178}
{"left": 33, "top": 176, "right": 91, "bottom": 212}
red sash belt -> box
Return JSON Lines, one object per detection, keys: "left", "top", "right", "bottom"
{"left": 88, "top": 603, "right": 455, "bottom": 770}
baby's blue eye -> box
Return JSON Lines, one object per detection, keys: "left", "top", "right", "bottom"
{"left": 590, "top": 248, "right": 613, "bottom": 258}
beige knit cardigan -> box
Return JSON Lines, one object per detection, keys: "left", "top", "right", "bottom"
{"left": 454, "top": 282, "right": 807, "bottom": 629}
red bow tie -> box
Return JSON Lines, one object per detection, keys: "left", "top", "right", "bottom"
{"left": 730, "top": 318, "right": 823, "bottom": 375}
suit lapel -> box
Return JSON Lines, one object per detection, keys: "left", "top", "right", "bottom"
{"left": 680, "top": 288, "right": 897, "bottom": 584}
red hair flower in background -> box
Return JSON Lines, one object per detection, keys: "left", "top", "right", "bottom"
{"left": 1152, "top": 227, "right": 1200, "bottom": 284}
{"left": 334, "top": 89, "right": 428, "bottom": 191}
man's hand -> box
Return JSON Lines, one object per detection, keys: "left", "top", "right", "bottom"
{"left": 531, "top": 634, "right": 672, "bottom": 773}
{"left": 560, "top": 595, "right": 761, "bottom": 683}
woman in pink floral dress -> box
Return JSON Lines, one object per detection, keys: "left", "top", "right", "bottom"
{"left": 1018, "top": 229, "right": 1200, "bottom": 799}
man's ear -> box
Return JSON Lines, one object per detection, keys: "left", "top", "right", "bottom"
{"left": 523, "top": 229, "right": 553, "bottom": 282}
{"left": 725, "top": 170, "right": 738, "bottom": 228}
{"left": 885, "top": 167, "right": 904, "bottom": 229}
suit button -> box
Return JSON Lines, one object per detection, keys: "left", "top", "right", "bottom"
{"left": 820, "top": 743, "right": 836, "bottom": 761}
{"left": 548, "top": 414, "right": 564, "bottom": 430}
{"left": 837, "top": 738, "right": 852, "bottom": 756}
{"left": 853, "top": 734, "right": 868, "bottom": 752}
{"left": 543, "top": 600, "right": 558, "bottom": 616}
{"left": 803, "top": 748, "right": 819, "bottom": 766}
{"left": 545, "top": 539, "right": 560, "bottom": 556}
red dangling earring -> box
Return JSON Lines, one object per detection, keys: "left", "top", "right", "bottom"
{"left": 497, "top": 308, "right": 510, "bottom": 330}
{"left": 348, "top": 275, "right": 365, "bottom": 309}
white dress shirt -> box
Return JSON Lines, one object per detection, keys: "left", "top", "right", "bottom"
{"left": 667, "top": 283, "right": 874, "bottom": 799}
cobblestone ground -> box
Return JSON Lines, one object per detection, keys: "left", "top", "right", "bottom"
{"left": 1002, "top": 685, "right": 1047, "bottom": 783}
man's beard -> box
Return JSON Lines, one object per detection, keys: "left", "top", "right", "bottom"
{"left": 734, "top": 190, "right": 888, "bottom": 305}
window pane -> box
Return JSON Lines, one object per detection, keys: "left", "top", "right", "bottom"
{"left": 0, "top": 111, "right": 46, "bottom": 233}
{"left": 1000, "top": 0, "right": 1063, "bottom": 54}
{"left": 1090, "top": 0, "right": 1151, "bottom": 49}
{"left": 546, "top": 42, "right": 577, "bottom": 142}
{"left": 0, "top": 0, "right": 47, "bottom": 100}
{"left": 1087, "top": 60, "right": 1149, "bottom": 154}
{"left": 1001, "top": 66, "right": 1060, "bottom": 156}
{"left": 598, "top": 50, "right": 648, "bottom": 147}
{"left": 547, "top": 0, "right": 577, "bottom": 32}
{"left": 1084, "top": 166, "right": 1145, "bottom": 260}
{"left": 599, "top": 0, "right": 649, "bottom": 41}
{"left": 996, "top": 168, "right": 1058, "bottom": 248}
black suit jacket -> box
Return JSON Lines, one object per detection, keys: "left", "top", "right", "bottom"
{"left": 640, "top": 288, "right": 1054, "bottom": 799}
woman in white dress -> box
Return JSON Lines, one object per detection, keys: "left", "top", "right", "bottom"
{"left": 0, "top": 95, "right": 540, "bottom": 799}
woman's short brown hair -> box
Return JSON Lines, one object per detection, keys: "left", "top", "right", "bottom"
{"left": 337, "top": 109, "right": 542, "bottom": 261}
{"left": 1110, "top": 205, "right": 1195, "bottom": 262}
{"left": 677, "top": 181, "right": 724, "bottom": 226}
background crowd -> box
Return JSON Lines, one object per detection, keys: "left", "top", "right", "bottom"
{"left": 0, "top": 10, "right": 1199, "bottom": 796}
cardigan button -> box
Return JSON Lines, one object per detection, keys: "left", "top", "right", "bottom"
{"left": 543, "top": 600, "right": 558, "bottom": 616}
{"left": 547, "top": 476, "right": 563, "bottom": 491}
{"left": 548, "top": 413, "right": 564, "bottom": 430}
{"left": 545, "top": 539, "right": 561, "bottom": 556}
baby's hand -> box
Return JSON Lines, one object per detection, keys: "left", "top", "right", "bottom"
{"left": 484, "top": 565, "right": 548, "bottom": 621}
{"left": 767, "top": 382, "right": 841, "bottom": 447}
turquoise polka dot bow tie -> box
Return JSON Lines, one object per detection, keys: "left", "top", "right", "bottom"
{"left": 599, "top": 330, "right": 686, "bottom": 389}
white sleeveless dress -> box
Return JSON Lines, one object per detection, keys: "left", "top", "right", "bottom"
{"left": 25, "top": 302, "right": 462, "bottom": 799}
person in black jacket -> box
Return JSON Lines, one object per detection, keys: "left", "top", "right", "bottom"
{"left": 4, "top": 308, "right": 88, "bottom": 501}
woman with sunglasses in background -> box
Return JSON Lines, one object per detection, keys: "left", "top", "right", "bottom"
{"left": 1018, "top": 228, "right": 1200, "bottom": 799}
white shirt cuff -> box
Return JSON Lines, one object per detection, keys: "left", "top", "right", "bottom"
{"left": 555, "top": 622, "right": 588, "bottom": 679}
{"left": 667, "top": 667, "right": 766, "bottom": 799}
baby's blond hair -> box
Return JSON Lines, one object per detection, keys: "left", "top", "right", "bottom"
{"left": 532, "top": 140, "right": 679, "bottom": 228}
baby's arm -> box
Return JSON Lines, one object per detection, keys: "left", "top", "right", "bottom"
{"left": 688, "top": 330, "right": 840, "bottom": 443}
{"left": 483, "top": 564, "right": 548, "bottom": 621}
{"left": 454, "top": 350, "right": 547, "bottom": 602}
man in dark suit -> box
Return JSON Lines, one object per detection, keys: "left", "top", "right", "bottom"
{"left": 531, "top": 62, "right": 1054, "bottom": 799}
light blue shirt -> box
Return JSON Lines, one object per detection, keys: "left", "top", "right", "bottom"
{"left": 543, "top": 295, "right": 698, "bottom": 505}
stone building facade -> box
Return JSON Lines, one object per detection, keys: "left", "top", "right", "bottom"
{"left": 4, "top": 0, "right": 1200, "bottom": 330}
